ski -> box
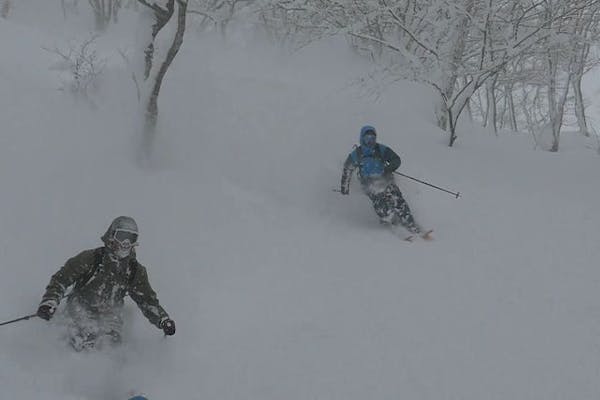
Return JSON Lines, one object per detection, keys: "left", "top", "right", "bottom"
{"left": 394, "top": 229, "right": 433, "bottom": 242}
{"left": 421, "top": 230, "right": 434, "bottom": 241}
{"left": 388, "top": 225, "right": 416, "bottom": 242}
{"left": 384, "top": 220, "right": 433, "bottom": 242}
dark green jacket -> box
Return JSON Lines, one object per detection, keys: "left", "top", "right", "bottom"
{"left": 41, "top": 248, "right": 169, "bottom": 327}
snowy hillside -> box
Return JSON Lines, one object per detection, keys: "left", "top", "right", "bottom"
{"left": 1, "top": 5, "right": 600, "bottom": 400}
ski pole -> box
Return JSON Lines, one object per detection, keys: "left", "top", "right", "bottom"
{"left": 393, "top": 171, "right": 460, "bottom": 198}
{"left": 0, "top": 313, "right": 38, "bottom": 327}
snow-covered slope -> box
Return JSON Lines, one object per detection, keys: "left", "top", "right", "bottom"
{"left": 1, "top": 7, "right": 600, "bottom": 400}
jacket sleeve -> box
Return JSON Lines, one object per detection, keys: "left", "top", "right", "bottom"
{"left": 128, "top": 265, "right": 169, "bottom": 328}
{"left": 382, "top": 146, "right": 401, "bottom": 173}
{"left": 341, "top": 152, "right": 358, "bottom": 190}
{"left": 40, "top": 251, "right": 95, "bottom": 307}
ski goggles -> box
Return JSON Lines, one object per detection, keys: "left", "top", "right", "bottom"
{"left": 113, "top": 229, "right": 138, "bottom": 246}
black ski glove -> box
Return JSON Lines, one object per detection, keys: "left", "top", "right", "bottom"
{"left": 37, "top": 304, "right": 55, "bottom": 321}
{"left": 160, "top": 318, "right": 176, "bottom": 336}
{"left": 383, "top": 164, "right": 395, "bottom": 175}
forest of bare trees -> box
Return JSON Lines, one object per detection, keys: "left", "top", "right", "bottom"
{"left": 262, "top": 0, "right": 600, "bottom": 150}
{"left": 5, "top": 0, "right": 600, "bottom": 151}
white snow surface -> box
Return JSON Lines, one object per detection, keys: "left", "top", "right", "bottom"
{"left": 1, "top": 4, "right": 600, "bottom": 400}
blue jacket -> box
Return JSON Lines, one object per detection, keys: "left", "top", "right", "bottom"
{"left": 341, "top": 127, "right": 401, "bottom": 188}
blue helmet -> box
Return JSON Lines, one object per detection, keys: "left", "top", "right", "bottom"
{"left": 360, "top": 125, "right": 377, "bottom": 146}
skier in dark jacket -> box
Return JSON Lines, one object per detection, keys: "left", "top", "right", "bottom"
{"left": 341, "top": 126, "right": 431, "bottom": 239}
{"left": 37, "top": 216, "right": 175, "bottom": 351}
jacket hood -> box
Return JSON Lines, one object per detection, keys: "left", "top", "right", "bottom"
{"left": 360, "top": 125, "right": 377, "bottom": 146}
{"left": 101, "top": 216, "right": 139, "bottom": 245}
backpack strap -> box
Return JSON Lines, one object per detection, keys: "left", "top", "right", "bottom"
{"left": 79, "top": 247, "right": 138, "bottom": 288}
{"left": 93, "top": 247, "right": 104, "bottom": 268}
{"left": 356, "top": 144, "right": 384, "bottom": 163}
{"left": 127, "top": 258, "right": 138, "bottom": 287}
{"left": 374, "top": 143, "right": 384, "bottom": 160}
{"left": 78, "top": 247, "right": 104, "bottom": 287}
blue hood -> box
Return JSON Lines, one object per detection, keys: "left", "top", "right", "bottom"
{"left": 360, "top": 125, "right": 377, "bottom": 146}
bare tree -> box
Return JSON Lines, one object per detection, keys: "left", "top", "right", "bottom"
{"left": 265, "top": 0, "right": 600, "bottom": 149}
{"left": 188, "top": 0, "right": 256, "bottom": 37}
{"left": 88, "top": 0, "right": 122, "bottom": 31}
{"left": 264, "top": 0, "right": 589, "bottom": 146}
{"left": 136, "top": 0, "right": 188, "bottom": 155}
{"left": 1, "top": 0, "right": 11, "bottom": 18}
{"left": 61, "top": 0, "right": 80, "bottom": 19}
{"left": 569, "top": 5, "right": 600, "bottom": 137}
{"left": 44, "top": 35, "right": 106, "bottom": 98}
{"left": 494, "top": 0, "right": 600, "bottom": 151}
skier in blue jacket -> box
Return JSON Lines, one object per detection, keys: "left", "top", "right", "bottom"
{"left": 341, "top": 125, "right": 431, "bottom": 240}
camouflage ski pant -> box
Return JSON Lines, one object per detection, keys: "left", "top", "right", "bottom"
{"left": 66, "top": 297, "right": 123, "bottom": 351}
{"left": 364, "top": 180, "right": 421, "bottom": 234}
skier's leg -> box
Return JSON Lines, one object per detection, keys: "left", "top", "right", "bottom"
{"left": 98, "top": 311, "right": 123, "bottom": 346}
{"left": 367, "top": 190, "right": 396, "bottom": 224}
{"left": 66, "top": 299, "right": 100, "bottom": 351}
{"left": 67, "top": 315, "right": 100, "bottom": 351}
{"left": 387, "top": 183, "right": 422, "bottom": 234}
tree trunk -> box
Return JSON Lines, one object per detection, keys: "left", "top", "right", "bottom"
{"left": 448, "top": 106, "right": 457, "bottom": 147}
{"left": 572, "top": 69, "right": 589, "bottom": 137}
{"left": 1, "top": 0, "right": 10, "bottom": 18}
{"left": 435, "top": 0, "right": 475, "bottom": 131}
{"left": 95, "top": 12, "right": 108, "bottom": 31}
{"left": 506, "top": 84, "right": 518, "bottom": 132}
{"left": 484, "top": 78, "right": 498, "bottom": 135}
{"left": 546, "top": 43, "right": 560, "bottom": 152}
{"left": 112, "top": 0, "right": 121, "bottom": 23}
{"left": 546, "top": 54, "right": 573, "bottom": 153}
{"left": 465, "top": 80, "right": 474, "bottom": 122}
{"left": 90, "top": 0, "right": 110, "bottom": 31}
{"left": 447, "top": 70, "right": 495, "bottom": 147}
{"left": 570, "top": 7, "right": 592, "bottom": 137}
{"left": 142, "top": 1, "right": 174, "bottom": 80}
{"left": 552, "top": 72, "right": 573, "bottom": 152}
{"left": 141, "top": 0, "right": 187, "bottom": 154}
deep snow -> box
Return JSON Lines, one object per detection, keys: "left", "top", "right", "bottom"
{"left": 1, "top": 3, "right": 600, "bottom": 400}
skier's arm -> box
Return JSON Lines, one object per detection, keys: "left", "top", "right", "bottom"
{"left": 40, "top": 251, "right": 94, "bottom": 307}
{"left": 341, "top": 153, "right": 358, "bottom": 194}
{"left": 128, "top": 265, "right": 169, "bottom": 328}
{"left": 382, "top": 146, "right": 401, "bottom": 173}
